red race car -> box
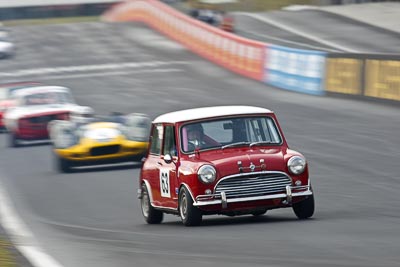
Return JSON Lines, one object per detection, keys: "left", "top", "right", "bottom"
{"left": 139, "top": 106, "right": 314, "bottom": 226}
{"left": 3, "top": 85, "right": 85, "bottom": 147}
{"left": 0, "top": 82, "right": 41, "bottom": 131}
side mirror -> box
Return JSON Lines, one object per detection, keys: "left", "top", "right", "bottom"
{"left": 164, "top": 154, "right": 173, "bottom": 164}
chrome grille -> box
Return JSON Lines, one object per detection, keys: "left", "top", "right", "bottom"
{"left": 90, "top": 145, "right": 120, "bottom": 156}
{"left": 215, "top": 172, "right": 292, "bottom": 199}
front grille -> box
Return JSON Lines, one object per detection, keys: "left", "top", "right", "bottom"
{"left": 28, "top": 114, "right": 58, "bottom": 124}
{"left": 22, "top": 113, "right": 69, "bottom": 129}
{"left": 215, "top": 172, "right": 292, "bottom": 199}
{"left": 90, "top": 145, "right": 120, "bottom": 156}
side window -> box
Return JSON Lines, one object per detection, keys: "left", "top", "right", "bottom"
{"left": 163, "top": 125, "right": 177, "bottom": 156}
{"left": 149, "top": 124, "right": 163, "bottom": 155}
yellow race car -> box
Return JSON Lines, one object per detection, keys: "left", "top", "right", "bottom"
{"left": 49, "top": 113, "right": 151, "bottom": 173}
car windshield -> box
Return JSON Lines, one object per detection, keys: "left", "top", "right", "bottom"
{"left": 181, "top": 116, "right": 282, "bottom": 153}
{"left": 22, "top": 91, "right": 75, "bottom": 106}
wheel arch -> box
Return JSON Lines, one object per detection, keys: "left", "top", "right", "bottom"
{"left": 179, "top": 183, "right": 196, "bottom": 203}
{"left": 141, "top": 179, "right": 154, "bottom": 206}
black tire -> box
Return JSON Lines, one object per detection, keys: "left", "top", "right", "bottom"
{"left": 293, "top": 194, "right": 315, "bottom": 219}
{"left": 179, "top": 187, "right": 202, "bottom": 226}
{"left": 9, "top": 132, "right": 19, "bottom": 148}
{"left": 251, "top": 209, "right": 267, "bottom": 216}
{"left": 55, "top": 153, "right": 72, "bottom": 173}
{"left": 140, "top": 184, "right": 163, "bottom": 224}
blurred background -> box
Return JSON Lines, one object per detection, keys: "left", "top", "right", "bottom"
{"left": 0, "top": 0, "right": 399, "bottom": 267}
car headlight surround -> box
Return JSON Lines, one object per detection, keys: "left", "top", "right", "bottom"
{"left": 288, "top": 156, "right": 306, "bottom": 175}
{"left": 197, "top": 165, "right": 216, "bottom": 184}
{"left": 55, "top": 131, "right": 77, "bottom": 149}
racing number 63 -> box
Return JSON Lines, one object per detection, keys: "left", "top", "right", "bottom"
{"left": 160, "top": 169, "right": 170, "bottom": 198}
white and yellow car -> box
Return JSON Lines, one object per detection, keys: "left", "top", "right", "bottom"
{"left": 49, "top": 113, "right": 151, "bottom": 173}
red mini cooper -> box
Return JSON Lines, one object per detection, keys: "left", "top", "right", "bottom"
{"left": 139, "top": 106, "right": 314, "bottom": 226}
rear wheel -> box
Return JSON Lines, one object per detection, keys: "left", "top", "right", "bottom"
{"left": 141, "top": 184, "right": 163, "bottom": 224}
{"left": 293, "top": 195, "right": 315, "bottom": 219}
{"left": 179, "top": 187, "right": 202, "bottom": 226}
{"left": 9, "top": 132, "right": 20, "bottom": 148}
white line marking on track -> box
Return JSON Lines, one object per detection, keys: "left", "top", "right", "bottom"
{"left": 0, "top": 61, "right": 189, "bottom": 78}
{"left": 235, "top": 12, "right": 360, "bottom": 53}
{"left": 38, "top": 68, "right": 183, "bottom": 81}
{"left": 0, "top": 178, "right": 64, "bottom": 267}
{"left": 240, "top": 30, "right": 341, "bottom": 52}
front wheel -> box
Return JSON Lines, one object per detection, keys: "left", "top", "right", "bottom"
{"left": 140, "top": 184, "right": 163, "bottom": 224}
{"left": 54, "top": 152, "right": 72, "bottom": 173}
{"left": 251, "top": 209, "right": 267, "bottom": 216}
{"left": 9, "top": 132, "right": 20, "bottom": 148}
{"left": 179, "top": 187, "right": 202, "bottom": 226}
{"left": 293, "top": 194, "right": 315, "bottom": 219}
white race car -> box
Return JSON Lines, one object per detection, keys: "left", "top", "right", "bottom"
{"left": 3, "top": 85, "right": 86, "bottom": 147}
{"left": 0, "top": 26, "right": 15, "bottom": 59}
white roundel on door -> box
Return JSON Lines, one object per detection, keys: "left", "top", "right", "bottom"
{"left": 160, "top": 169, "right": 170, "bottom": 198}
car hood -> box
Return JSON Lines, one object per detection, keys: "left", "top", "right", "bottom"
{"left": 81, "top": 123, "right": 122, "bottom": 142}
{"left": 192, "top": 147, "right": 288, "bottom": 177}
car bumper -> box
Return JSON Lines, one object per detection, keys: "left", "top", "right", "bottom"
{"left": 194, "top": 185, "right": 312, "bottom": 208}
{"left": 55, "top": 142, "right": 148, "bottom": 162}
{"left": 16, "top": 128, "right": 49, "bottom": 140}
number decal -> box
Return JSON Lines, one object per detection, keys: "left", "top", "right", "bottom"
{"left": 160, "top": 169, "right": 170, "bottom": 198}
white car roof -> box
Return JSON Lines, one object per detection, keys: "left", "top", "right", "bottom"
{"left": 153, "top": 106, "right": 273, "bottom": 124}
{"left": 13, "top": 86, "right": 70, "bottom": 97}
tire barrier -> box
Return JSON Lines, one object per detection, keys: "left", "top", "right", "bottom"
{"left": 325, "top": 57, "right": 363, "bottom": 96}
{"left": 265, "top": 45, "right": 326, "bottom": 95}
{"left": 102, "top": 0, "right": 399, "bottom": 103}
{"left": 326, "top": 54, "right": 400, "bottom": 103}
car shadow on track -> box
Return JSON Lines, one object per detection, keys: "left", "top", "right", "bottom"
{"left": 162, "top": 214, "right": 317, "bottom": 227}
{"left": 65, "top": 162, "right": 143, "bottom": 173}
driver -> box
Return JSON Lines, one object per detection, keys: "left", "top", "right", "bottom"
{"left": 186, "top": 123, "right": 205, "bottom": 150}
{"left": 70, "top": 106, "right": 94, "bottom": 125}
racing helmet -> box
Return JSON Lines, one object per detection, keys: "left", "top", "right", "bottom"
{"left": 186, "top": 123, "right": 204, "bottom": 146}
{"left": 70, "top": 106, "right": 94, "bottom": 124}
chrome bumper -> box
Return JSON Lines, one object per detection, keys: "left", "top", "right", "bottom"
{"left": 194, "top": 185, "right": 312, "bottom": 207}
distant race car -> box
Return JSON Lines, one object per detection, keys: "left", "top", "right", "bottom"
{"left": 3, "top": 85, "right": 84, "bottom": 147}
{"left": 49, "top": 113, "right": 151, "bottom": 173}
{"left": 0, "top": 82, "right": 42, "bottom": 131}
{"left": 0, "top": 26, "right": 15, "bottom": 59}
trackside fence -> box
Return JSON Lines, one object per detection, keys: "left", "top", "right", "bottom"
{"left": 102, "top": 0, "right": 399, "bottom": 104}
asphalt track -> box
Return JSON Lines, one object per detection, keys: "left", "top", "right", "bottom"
{"left": 0, "top": 21, "right": 400, "bottom": 267}
{"left": 234, "top": 9, "right": 400, "bottom": 53}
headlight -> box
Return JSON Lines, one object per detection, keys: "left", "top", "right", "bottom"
{"left": 54, "top": 131, "right": 77, "bottom": 148}
{"left": 288, "top": 156, "right": 306, "bottom": 175}
{"left": 197, "top": 165, "right": 216, "bottom": 184}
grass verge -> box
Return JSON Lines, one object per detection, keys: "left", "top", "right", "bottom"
{"left": 0, "top": 239, "right": 16, "bottom": 267}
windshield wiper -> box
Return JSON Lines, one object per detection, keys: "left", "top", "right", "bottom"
{"left": 221, "top": 142, "right": 250, "bottom": 150}
{"left": 249, "top": 141, "right": 273, "bottom": 147}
